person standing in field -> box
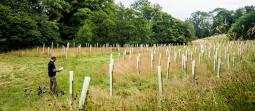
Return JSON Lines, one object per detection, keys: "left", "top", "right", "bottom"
{"left": 48, "top": 56, "right": 63, "bottom": 95}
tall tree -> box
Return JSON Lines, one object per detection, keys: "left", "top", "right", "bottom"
{"left": 210, "top": 8, "right": 234, "bottom": 34}
{"left": 228, "top": 12, "right": 255, "bottom": 40}
{"left": 0, "top": 0, "right": 60, "bottom": 51}
{"left": 187, "top": 11, "right": 212, "bottom": 38}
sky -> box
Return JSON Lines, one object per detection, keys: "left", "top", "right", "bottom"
{"left": 114, "top": 0, "right": 255, "bottom": 20}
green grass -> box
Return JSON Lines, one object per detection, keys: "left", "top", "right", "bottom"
{"left": 0, "top": 54, "right": 110, "bottom": 111}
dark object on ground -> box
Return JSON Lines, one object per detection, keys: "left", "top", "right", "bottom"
{"left": 24, "top": 88, "right": 32, "bottom": 95}
{"left": 60, "top": 88, "right": 65, "bottom": 96}
{"left": 42, "top": 86, "right": 47, "bottom": 93}
{"left": 37, "top": 86, "right": 42, "bottom": 96}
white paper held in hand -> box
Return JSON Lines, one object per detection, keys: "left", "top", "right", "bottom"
{"left": 59, "top": 67, "right": 64, "bottom": 71}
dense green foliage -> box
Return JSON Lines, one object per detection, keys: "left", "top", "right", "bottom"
{"left": 0, "top": 0, "right": 195, "bottom": 51}
{"left": 228, "top": 12, "right": 255, "bottom": 40}
{"left": 0, "top": 1, "right": 60, "bottom": 50}
{"left": 187, "top": 11, "right": 212, "bottom": 38}
{"left": 187, "top": 6, "right": 255, "bottom": 39}
{"left": 0, "top": 0, "right": 254, "bottom": 51}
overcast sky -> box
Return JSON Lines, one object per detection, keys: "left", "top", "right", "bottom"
{"left": 114, "top": 0, "right": 255, "bottom": 20}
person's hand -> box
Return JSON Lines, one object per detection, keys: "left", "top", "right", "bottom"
{"left": 58, "top": 67, "right": 64, "bottom": 72}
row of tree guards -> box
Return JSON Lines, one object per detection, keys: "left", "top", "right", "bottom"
{"left": 36, "top": 42, "right": 190, "bottom": 58}
{"left": 108, "top": 41, "right": 253, "bottom": 97}
{"left": 37, "top": 42, "right": 249, "bottom": 64}
{"left": 64, "top": 41, "right": 253, "bottom": 109}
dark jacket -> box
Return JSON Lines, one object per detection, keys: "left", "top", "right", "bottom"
{"left": 48, "top": 60, "right": 56, "bottom": 77}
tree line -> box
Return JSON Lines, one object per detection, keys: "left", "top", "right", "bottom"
{"left": 187, "top": 6, "right": 255, "bottom": 39}
{"left": 0, "top": 0, "right": 254, "bottom": 51}
{"left": 0, "top": 0, "right": 195, "bottom": 51}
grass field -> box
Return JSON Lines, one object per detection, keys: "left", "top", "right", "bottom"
{"left": 0, "top": 35, "right": 255, "bottom": 111}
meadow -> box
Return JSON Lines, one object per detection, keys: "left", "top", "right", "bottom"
{"left": 0, "top": 35, "right": 255, "bottom": 111}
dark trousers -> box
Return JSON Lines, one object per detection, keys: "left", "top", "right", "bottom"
{"left": 50, "top": 76, "right": 57, "bottom": 94}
